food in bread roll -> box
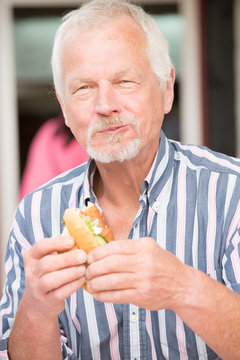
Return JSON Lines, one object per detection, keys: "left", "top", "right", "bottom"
{"left": 63, "top": 203, "right": 113, "bottom": 252}
{"left": 62, "top": 203, "right": 114, "bottom": 292}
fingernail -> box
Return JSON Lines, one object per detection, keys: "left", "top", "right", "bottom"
{"left": 64, "top": 237, "right": 74, "bottom": 248}
{"left": 76, "top": 250, "right": 87, "bottom": 263}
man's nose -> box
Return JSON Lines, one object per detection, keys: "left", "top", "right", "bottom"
{"left": 94, "top": 83, "right": 121, "bottom": 117}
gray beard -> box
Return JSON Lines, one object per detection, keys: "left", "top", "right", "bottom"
{"left": 86, "top": 136, "right": 140, "bottom": 163}
{"left": 86, "top": 113, "right": 141, "bottom": 163}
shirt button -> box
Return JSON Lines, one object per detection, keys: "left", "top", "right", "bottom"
{"left": 130, "top": 313, "right": 137, "bottom": 323}
{"left": 153, "top": 201, "right": 159, "bottom": 211}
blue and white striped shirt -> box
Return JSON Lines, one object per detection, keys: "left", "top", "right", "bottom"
{"left": 1, "top": 131, "right": 240, "bottom": 359}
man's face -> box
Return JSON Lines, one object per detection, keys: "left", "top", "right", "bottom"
{"left": 59, "top": 16, "right": 174, "bottom": 163}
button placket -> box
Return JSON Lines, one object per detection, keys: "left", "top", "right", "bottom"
{"left": 130, "top": 312, "right": 137, "bottom": 323}
{"left": 129, "top": 302, "right": 140, "bottom": 359}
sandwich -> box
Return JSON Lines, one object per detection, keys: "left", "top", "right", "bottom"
{"left": 62, "top": 203, "right": 114, "bottom": 291}
{"left": 62, "top": 203, "right": 114, "bottom": 252}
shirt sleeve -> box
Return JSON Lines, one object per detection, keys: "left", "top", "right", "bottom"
{"left": 0, "top": 208, "right": 78, "bottom": 359}
{"left": 60, "top": 329, "right": 79, "bottom": 359}
{"left": 0, "top": 227, "right": 26, "bottom": 357}
{"left": 222, "top": 226, "right": 240, "bottom": 293}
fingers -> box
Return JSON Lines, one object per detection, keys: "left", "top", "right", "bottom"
{"left": 88, "top": 239, "right": 141, "bottom": 264}
{"left": 22, "top": 236, "right": 89, "bottom": 318}
{"left": 87, "top": 272, "right": 136, "bottom": 294}
{"left": 24, "top": 237, "right": 88, "bottom": 297}
{"left": 39, "top": 265, "right": 86, "bottom": 293}
{"left": 36, "top": 249, "right": 87, "bottom": 277}
{"left": 46, "top": 277, "right": 86, "bottom": 303}
{"left": 86, "top": 253, "right": 134, "bottom": 281}
{"left": 92, "top": 289, "right": 136, "bottom": 304}
{"left": 28, "top": 236, "right": 75, "bottom": 260}
{"left": 86, "top": 238, "right": 155, "bottom": 281}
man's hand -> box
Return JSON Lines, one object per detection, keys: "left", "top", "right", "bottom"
{"left": 86, "top": 237, "right": 191, "bottom": 311}
{"left": 86, "top": 237, "right": 240, "bottom": 360}
{"left": 22, "top": 236, "right": 87, "bottom": 319}
{"left": 8, "top": 236, "right": 88, "bottom": 360}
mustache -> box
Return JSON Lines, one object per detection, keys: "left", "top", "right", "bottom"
{"left": 88, "top": 113, "right": 138, "bottom": 135}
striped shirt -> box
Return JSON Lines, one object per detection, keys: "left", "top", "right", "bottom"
{"left": 1, "top": 131, "right": 240, "bottom": 360}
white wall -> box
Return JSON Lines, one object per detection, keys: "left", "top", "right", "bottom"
{"left": 0, "top": 0, "right": 20, "bottom": 291}
{"left": 179, "top": 0, "right": 203, "bottom": 145}
{"left": 0, "top": 0, "right": 203, "bottom": 291}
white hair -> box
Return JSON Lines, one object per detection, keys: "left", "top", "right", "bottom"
{"left": 51, "top": 0, "right": 173, "bottom": 99}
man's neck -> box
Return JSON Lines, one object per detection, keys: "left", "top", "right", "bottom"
{"left": 94, "top": 162, "right": 142, "bottom": 206}
{"left": 91, "top": 139, "right": 160, "bottom": 238}
{"left": 93, "top": 141, "right": 159, "bottom": 206}
{"left": 92, "top": 161, "right": 146, "bottom": 239}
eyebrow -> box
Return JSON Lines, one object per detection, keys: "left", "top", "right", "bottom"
{"left": 69, "top": 69, "right": 144, "bottom": 84}
{"left": 110, "top": 69, "right": 145, "bottom": 82}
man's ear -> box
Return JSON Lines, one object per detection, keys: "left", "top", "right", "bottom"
{"left": 56, "top": 92, "right": 70, "bottom": 127}
{"left": 163, "top": 67, "right": 175, "bottom": 115}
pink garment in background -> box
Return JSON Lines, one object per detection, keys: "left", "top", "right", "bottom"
{"left": 20, "top": 117, "right": 89, "bottom": 199}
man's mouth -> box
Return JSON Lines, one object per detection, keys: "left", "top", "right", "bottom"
{"left": 97, "top": 125, "right": 129, "bottom": 134}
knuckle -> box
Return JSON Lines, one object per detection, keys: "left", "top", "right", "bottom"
{"left": 65, "top": 266, "right": 85, "bottom": 283}
{"left": 39, "top": 257, "right": 51, "bottom": 274}
{"left": 112, "top": 255, "right": 124, "bottom": 269}
{"left": 106, "top": 274, "right": 117, "bottom": 288}
{"left": 25, "top": 265, "right": 34, "bottom": 280}
{"left": 24, "top": 259, "right": 36, "bottom": 280}
{"left": 53, "top": 288, "right": 65, "bottom": 302}
{"left": 39, "top": 276, "right": 50, "bottom": 293}
{"left": 33, "top": 240, "right": 42, "bottom": 254}
{"left": 112, "top": 290, "right": 121, "bottom": 303}
{"left": 89, "top": 275, "right": 104, "bottom": 292}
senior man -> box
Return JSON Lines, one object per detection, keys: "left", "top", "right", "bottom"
{"left": 1, "top": 0, "right": 240, "bottom": 359}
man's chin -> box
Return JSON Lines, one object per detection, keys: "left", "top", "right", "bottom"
{"left": 87, "top": 139, "right": 141, "bottom": 164}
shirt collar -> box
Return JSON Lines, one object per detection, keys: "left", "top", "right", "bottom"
{"left": 82, "top": 157, "right": 97, "bottom": 206}
{"left": 81, "top": 130, "right": 174, "bottom": 209}
{"left": 140, "top": 130, "right": 174, "bottom": 209}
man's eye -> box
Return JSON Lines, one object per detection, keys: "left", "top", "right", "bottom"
{"left": 79, "top": 85, "right": 89, "bottom": 90}
{"left": 119, "top": 80, "right": 136, "bottom": 87}
{"left": 118, "top": 80, "right": 139, "bottom": 90}
{"left": 72, "top": 84, "right": 92, "bottom": 96}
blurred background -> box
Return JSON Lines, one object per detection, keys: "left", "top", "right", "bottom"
{"left": 0, "top": 0, "right": 240, "bottom": 290}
